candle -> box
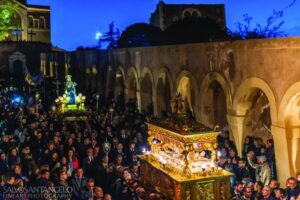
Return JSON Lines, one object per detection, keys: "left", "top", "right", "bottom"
{"left": 210, "top": 163, "right": 215, "bottom": 171}
{"left": 142, "top": 148, "right": 146, "bottom": 154}
{"left": 201, "top": 164, "right": 206, "bottom": 171}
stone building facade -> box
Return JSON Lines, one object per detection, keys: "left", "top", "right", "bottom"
{"left": 41, "top": 37, "right": 300, "bottom": 186}
{"left": 150, "top": 1, "right": 226, "bottom": 30}
{"left": 0, "top": 0, "right": 51, "bottom": 44}
{"left": 93, "top": 37, "right": 300, "bottom": 186}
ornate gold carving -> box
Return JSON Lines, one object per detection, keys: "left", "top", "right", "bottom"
{"left": 139, "top": 157, "right": 232, "bottom": 200}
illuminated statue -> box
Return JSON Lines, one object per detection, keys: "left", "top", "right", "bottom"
{"left": 171, "top": 92, "right": 186, "bottom": 114}
{"left": 54, "top": 75, "right": 86, "bottom": 115}
{"left": 64, "top": 75, "right": 77, "bottom": 104}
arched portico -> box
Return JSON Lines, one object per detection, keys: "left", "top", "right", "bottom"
{"left": 231, "top": 78, "right": 277, "bottom": 155}
{"left": 140, "top": 67, "right": 155, "bottom": 114}
{"left": 277, "top": 82, "right": 300, "bottom": 178}
{"left": 174, "top": 70, "right": 199, "bottom": 118}
{"left": 114, "top": 66, "right": 126, "bottom": 104}
{"left": 199, "top": 72, "right": 232, "bottom": 128}
{"left": 155, "top": 67, "right": 173, "bottom": 117}
{"left": 126, "top": 67, "right": 141, "bottom": 110}
{"left": 230, "top": 77, "right": 292, "bottom": 184}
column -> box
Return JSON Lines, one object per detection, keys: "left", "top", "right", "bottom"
{"left": 152, "top": 93, "right": 158, "bottom": 116}
{"left": 271, "top": 125, "right": 292, "bottom": 186}
{"left": 49, "top": 61, "right": 53, "bottom": 77}
{"left": 136, "top": 89, "right": 142, "bottom": 112}
{"left": 227, "top": 114, "right": 246, "bottom": 157}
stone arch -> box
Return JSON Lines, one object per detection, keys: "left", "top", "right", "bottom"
{"left": 9, "top": 51, "right": 26, "bottom": 75}
{"left": 232, "top": 77, "right": 277, "bottom": 173}
{"left": 10, "top": 6, "right": 28, "bottom": 41}
{"left": 278, "top": 82, "right": 300, "bottom": 175}
{"left": 174, "top": 70, "right": 199, "bottom": 117}
{"left": 199, "top": 72, "right": 232, "bottom": 128}
{"left": 39, "top": 16, "right": 46, "bottom": 29}
{"left": 126, "top": 67, "right": 140, "bottom": 109}
{"left": 233, "top": 77, "right": 277, "bottom": 123}
{"left": 28, "top": 15, "right": 34, "bottom": 28}
{"left": 182, "top": 8, "right": 201, "bottom": 18}
{"left": 141, "top": 67, "right": 155, "bottom": 90}
{"left": 140, "top": 67, "right": 155, "bottom": 113}
{"left": 115, "top": 66, "right": 126, "bottom": 99}
{"left": 105, "top": 66, "right": 114, "bottom": 98}
{"left": 155, "top": 67, "right": 174, "bottom": 117}
{"left": 13, "top": 60, "right": 24, "bottom": 78}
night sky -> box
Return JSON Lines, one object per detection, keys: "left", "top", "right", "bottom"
{"left": 28, "top": 0, "right": 300, "bottom": 51}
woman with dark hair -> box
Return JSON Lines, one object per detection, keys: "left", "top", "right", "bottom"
{"left": 242, "top": 136, "right": 255, "bottom": 159}
{"left": 253, "top": 137, "right": 265, "bottom": 156}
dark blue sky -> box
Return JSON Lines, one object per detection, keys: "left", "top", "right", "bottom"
{"left": 28, "top": 0, "right": 300, "bottom": 50}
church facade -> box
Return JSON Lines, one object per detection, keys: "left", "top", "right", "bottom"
{"left": 1, "top": 0, "right": 51, "bottom": 44}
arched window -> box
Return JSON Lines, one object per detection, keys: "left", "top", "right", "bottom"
{"left": 183, "top": 11, "right": 191, "bottom": 18}
{"left": 39, "top": 16, "right": 46, "bottom": 29}
{"left": 33, "top": 19, "right": 39, "bottom": 28}
{"left": 192, "top": 11, "right": 199, "bottom": 17}
{"left": 182, "top": 8, "right": 201, "bottom": 19}
{"left": 28, "top": 16, "right": 34, "bottom": 28}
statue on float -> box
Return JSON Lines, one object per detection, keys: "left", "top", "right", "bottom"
{"left": 171, "top": 92, "right": 186, "bottom": 114}
{"left": 54, "top": 75, "right": 86, "bottom": 114}
{"left": 64, "top": 75, "right": 77, "bottom": 104}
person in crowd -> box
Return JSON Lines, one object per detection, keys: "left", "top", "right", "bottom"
{"left": 236, "top": 158, "right": 251, "bottom": 183}
{"left": 0, "top": 87, "right": 292, "bottom": 200}
{"left": 232, "top": 182, "right": 244, "bottom": 199}
{"left": 0, "top": 152, "right": 9, "bottom": 175}
{"left": 93, "top": 186, "right": 104, "bottom": 200}
{"left": 247, "top": 153, "right": 271, "bottom": 186}
{"left": 261, "top": 185, "right": 275, "bottom": 200}
{"left": 241, "top": 186, "right": 253, "bottom": 200}
{"left": 72, "top": 167, "right": 88, "bottom": 200}
{"left": 274, "top": 188, "right": 286, "bottom": 200}
{"left": 286, "top": 177, "right": 300, "bottom": 200}
{"left": 80, "top": 178, "right": 95, "bottom": 200}
{"left": 266, "top": 139, "right": 276, "bottom": 180}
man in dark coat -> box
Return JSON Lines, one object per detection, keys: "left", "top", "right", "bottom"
{"left": 286, "top": 177, "right": 300, "bottom": 200}
{"left": 71, "top": 167, "right": 87, "bottom": 200}
{"left": 236, "top": 159, "right": 251, "bottom": 182}
{"left": 80, "top": 178, "right": 95, "bottom": 200}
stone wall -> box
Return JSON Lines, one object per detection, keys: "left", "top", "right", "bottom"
{"left": 103, "top": 37, "right": 300, "bottom": 185}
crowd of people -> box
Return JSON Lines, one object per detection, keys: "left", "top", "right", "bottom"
{"left": 217, "top": 132, "right": 300, "bottom": 200}
{"left": 0, "top": 89, "right": 161, "bottom": 200}
{"left": 1, "top": 86, "right": 300, "bottom": 200}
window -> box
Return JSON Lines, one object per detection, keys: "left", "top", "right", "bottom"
{"left": 33, "top": 19, "right": 39, "bottom": 29}
{"left": 182, "top": 8, "right": 201, "bottom": 19}
{"left": 28, "top": 16, "right": 34, "bottom": 28}
{"left": 40, "top": 16, "right": 46, "bottom": 29}
{"left": 184, "top": 11, "right": 191, "bottom": 18}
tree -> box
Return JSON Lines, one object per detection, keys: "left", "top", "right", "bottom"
{"left": 0, "top": 0, "right": 18, "bottom": 41}
{"left": 100, "top": 22, "right": 120, "bottom": 50}
{"left": 117, "top": 23, "right": 163, "bottom": 48}
{"left": 163, "top": 17, "right": 227, "bottom": 45}
{"left": 229, "top": 0, "right": 296, "bottom": 39}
